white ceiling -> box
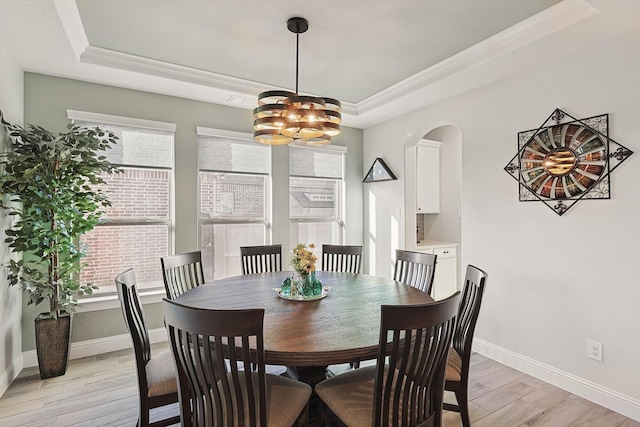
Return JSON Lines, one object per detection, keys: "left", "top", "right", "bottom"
{"left": 74, "top": 0, "right": 561, "bottom": 104}
{"left": 0, "top": 0, "right": 636, "bottom": 128}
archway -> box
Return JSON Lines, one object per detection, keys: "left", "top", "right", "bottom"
{"left": 403, "top": 123, "right": 462, "bottom": 251}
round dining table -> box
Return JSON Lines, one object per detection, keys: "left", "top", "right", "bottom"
{"left": 173, "top": 271, "right": 434, "bottom": 373}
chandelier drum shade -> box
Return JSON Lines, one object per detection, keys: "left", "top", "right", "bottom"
{"left": 253, "top": 17, "right": 341, "bottom": 146}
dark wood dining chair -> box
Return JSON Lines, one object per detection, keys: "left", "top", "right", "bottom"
{"left": 393, "top": 249, "right": 437, "bottom": 295}
{"left": 115, "top": 269, "right": 181, "bottom": 427}
{"left": 315, "top": 292, "right": 460, "bottom": 427}
{"left": 163, "top": 299, "right": 312, "bottom": 427}
{"left": 162, "top": 250, "right": 287, "bottom": 376}
{"left": 240, "top": 244, "right": 282, "bottom": 274}
{"left": 444, "top": 265, "right": 488, "bottom": 427}
{"left": 321, "top": 244, "right": 362, "bottom": 274}
{"left": 161, "top": 251, "right": 205, "bottom": 300}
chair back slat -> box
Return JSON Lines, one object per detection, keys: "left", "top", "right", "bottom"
{"left": 161, "top": 251, "right": 205, "bottom": 300}
{"left": 240, "top": 244, "right": 282, "bottom": 275}
{"left": 393, "top": 249, "right": 437, "bottom": 295}
{"left": 164, "top": 299, "right": 268, "bottom": 426}
{"left": 322, "top": 244, "right": 362, "bottom": 274}
{"left": 373, "top": 292, "right": 460, "bottom": 427}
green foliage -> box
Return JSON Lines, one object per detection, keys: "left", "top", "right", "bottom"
{"left": 0, "top": 111, "right": 121, "bottom": 317}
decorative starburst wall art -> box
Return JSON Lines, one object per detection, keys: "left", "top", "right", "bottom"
{"left": 504, "top": 108, "right": 632, "bottom": 216}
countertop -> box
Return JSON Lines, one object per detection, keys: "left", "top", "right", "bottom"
{"left": 416, "top": 240, "right": 458, "bottom": 249}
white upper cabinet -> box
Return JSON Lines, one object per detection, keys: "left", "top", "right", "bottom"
{"left": 416, "top": 140, "right": 441, "bottom": 213}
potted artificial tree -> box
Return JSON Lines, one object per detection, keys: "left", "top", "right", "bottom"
{"left": 0, "top": 111, "right": 121, "bottom": 379}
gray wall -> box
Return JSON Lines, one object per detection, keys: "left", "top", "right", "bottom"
{"left": 0, "top": 43, "right": 24, "bottom": 392}
{"left": 21, "top": 73, "right": 363, "bottom": 351}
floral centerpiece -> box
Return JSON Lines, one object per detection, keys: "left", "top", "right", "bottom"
{"left": 283, "top": 243, "right": 323, "bottom": 298}
{"left": 290, "top": 243, "right": 317, "bottom": 276}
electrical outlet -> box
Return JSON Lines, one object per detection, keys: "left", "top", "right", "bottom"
{"left": 587, "top": 339, "right": 602, "bottom": 361}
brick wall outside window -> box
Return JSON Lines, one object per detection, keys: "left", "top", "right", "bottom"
{"left": 80, "top": 167, "right": 170, "bottom": 293}
{"left": 102, "top": 168, "right": 170, "bottom": 219}
{"left": 200, "top": 172, "right": 264, "bottom": 218}
{"left": 199, "top": 171, "right": 267, "bottom": 279}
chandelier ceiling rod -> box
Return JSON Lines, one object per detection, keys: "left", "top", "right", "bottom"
{"left": 294, "top": 23, "right": 299, "bottom": 94}
{"left": 288, "top": 16, "right": 308, "bottom": 95}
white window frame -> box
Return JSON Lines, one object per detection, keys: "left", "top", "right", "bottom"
{"left": 196, "top": 127, "right": 273, "bottom": 279}
{"left": 289, "top": 145, "right": 347, "bottom": 246}
{"left": 67, "top": 110, "right": 176, "bottom": 309}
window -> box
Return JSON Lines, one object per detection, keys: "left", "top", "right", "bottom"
{"left": 198, "top": 128, "right": 271, "bottom": 281}
{"left": 289, "top": 145, "right": 346, "bottom": 249}
{"left": 68, "top": 110, "right": 175, "bottom": 295}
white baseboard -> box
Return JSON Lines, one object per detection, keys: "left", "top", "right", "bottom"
{"left": 0, "top": 354, "right": 23, "bottom": 397}
{"left": 21, "top": 327, "right": 168, "bottom": 369}
{"left": 473, "top": 338, "right": 640, "bottom": 422}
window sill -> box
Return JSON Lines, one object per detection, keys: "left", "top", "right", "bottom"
{"left": 75, "top": 289, "right": 167, "bottom": 312}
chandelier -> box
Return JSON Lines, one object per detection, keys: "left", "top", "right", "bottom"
{"left": 253, "top": 17, "right": 341, "bottom": 146}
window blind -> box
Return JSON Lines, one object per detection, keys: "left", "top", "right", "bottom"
{"left": 73, "top": 121, "right": 174, "bottom": 169}
{"left": 289, "top": 145, "right": 346, "bottom": 179}
{"left": 198, "top": 135, "right": 270, "bottom": 175}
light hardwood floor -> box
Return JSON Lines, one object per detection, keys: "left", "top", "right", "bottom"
{"left": 1, "top": 343, "right": 638, "bottom": 427}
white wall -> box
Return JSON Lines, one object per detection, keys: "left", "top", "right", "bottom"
{"left": 364, "top": 12, "right": 640, "bottom": 421}
{"left": 0, "top": 42, "right": 24, "bottom": 396}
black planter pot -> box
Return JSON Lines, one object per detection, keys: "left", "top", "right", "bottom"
{"left": 35, "top": 313, "right": 71, "bottom": 379}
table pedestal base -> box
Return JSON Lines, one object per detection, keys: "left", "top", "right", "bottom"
{"left": 289, "top": 365, "right": 329, "bottom": 387}
{"left": 287, "top": 365, "right": 331, "bottom": 427}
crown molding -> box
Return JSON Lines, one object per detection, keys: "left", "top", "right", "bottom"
{"left": 52, "top": 0, "right": 89, "bottom": 60}
{"left": 80, "top": 45, "right": 269, "bottom": 95}
{"left": 356, "top": 0, "right": 598, "bottom": 116}
{"left": 53, "top": 0, "right": 596, "bottom": 128}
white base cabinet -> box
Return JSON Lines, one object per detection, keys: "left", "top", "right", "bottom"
{"left": 415, "top": 242, "right": 457, "bottom": 300}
